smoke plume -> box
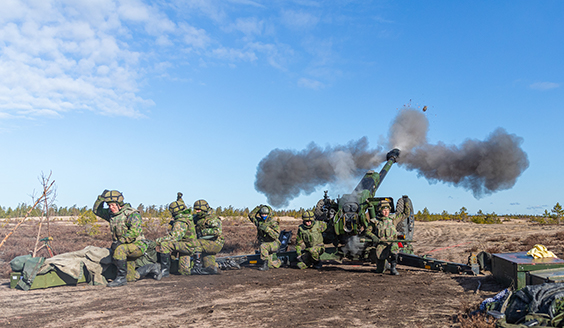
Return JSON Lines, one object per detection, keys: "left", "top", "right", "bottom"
{"left": 255, "top": 108, "right": 529, "bottom": 207}
{"left": 254, "top": 138, "right": 385, "bottom": 207}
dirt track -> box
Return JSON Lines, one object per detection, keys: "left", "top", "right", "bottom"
{"left": 1, "top": 219, "right": 563, "bottom": 328}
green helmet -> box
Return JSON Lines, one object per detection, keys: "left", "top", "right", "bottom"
{"left": 379, "top": 200, "right": 391, "bottom": 210}
{"left": 169, "top": 201, "right": 187, "bottom": 216}
{"left": 259, "top": 206, "right": 270, "bottom": 216}
{"left": 193, "top": 199, "right": 210, "bottom": 212}
{"left": 302, "top": 210, "right": 315, "bottom": 221}
{"left": 103, "top": 190, "right": 124, "bottom": 205}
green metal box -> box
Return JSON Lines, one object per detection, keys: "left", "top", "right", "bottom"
{"left": 492, "top": 252, "right": 564, "bottom": 289}
{"left": 527, "top": 268, "right": 564, "bottom": 285}
{"left": 10, "top": 268, "right": 88, "bottom": 290}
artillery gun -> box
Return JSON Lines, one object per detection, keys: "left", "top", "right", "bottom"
{"left": 217, "top": 148, "right": 478, "bottom": 275}
{"left": 313, "top": 149, "right": 415, "bottom": 260}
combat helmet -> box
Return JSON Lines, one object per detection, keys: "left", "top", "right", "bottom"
{"left": 379, "top": 200, "right": 391, "bottom": 210}
{"left": 193, "top": 199, "right": 210, "bottom": 212}
{"left": 259, "top": 206, "right": 271, "bottom": 219}
{"left": 103, "top": 190, "right": 124, "bottom": 205}
{"left": 169, "top": 192, "right": 187, "bottom": 216}
{"left": 302, "top": 210, "right": 315, "bottom": 229}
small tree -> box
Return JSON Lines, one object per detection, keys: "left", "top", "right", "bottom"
{"left": 552, "top": 203, "right": 563, "bottom": 225}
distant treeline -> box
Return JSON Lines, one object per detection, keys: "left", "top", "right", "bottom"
{"left": 1, "top": 202, "right": 562, "bottom": 225}
{"left": 0, "top": 203, "right": 312, "bottom": 219}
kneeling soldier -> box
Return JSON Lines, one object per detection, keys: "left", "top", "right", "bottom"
{"left": 93, "top": 190, "right": 160, "bottom": 287}
{"left": 156, "top": 193, "right": 200, "bottom": 277}
{"left": 249, "top": 205, "right": 281, "bottom": 271}
{"left": 295, "top": 210, "right": 327, "bottom": 269}
{"left": 364, "top": 201, "right": 402, "bottom": 275}
{"left": 192, "top": 199, "right": 224, "bottom": 274}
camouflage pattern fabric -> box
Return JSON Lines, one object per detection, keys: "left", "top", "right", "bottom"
{"left": 364, "top": 215, "right": 399, "bottom": 260}
{"left": 194, "top": 212, "right": 224, "bottom": 270}
{"left": 127, "top": 261, "right": 138, "bottom": 282}
{"left": 260, "top": 241, "right": 281, "bottom": 268}
{"left": 295, "top": 221, "right": 327, "bottom": 255}
{"left": 295, "top": 220, "right": 327, "bottom": 269}
{"left": 93, "top": 196, "right": 148, "bottom": 255}
{"left": 156, "top": 211, "right": 200, "bottom": 275}
{"left": 248, "top": 205, "right": 280, "bottom": 243}
{"left": 249, "top": 205, "right": 281, "bottom": 268}
{"left": 297, "top": 246, "right": 325, "bottom": 269}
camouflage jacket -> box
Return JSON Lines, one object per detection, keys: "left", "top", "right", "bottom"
{"left": 156, "top": 211, "right": 197, "bottom": 244}
{"left": 295, "top": 221, "right": 327, "bottom": 255}
{"left": 364, "top": 214, "right": 399, "bottom": 242}
{"left": 194, "top": 212, "right": 224, "bottom": 243}
{"left": 93, "top": 196, "right": 146, "bottom": 251}
{"left": 248, "top": 205, "right": 280, "bottom": 243}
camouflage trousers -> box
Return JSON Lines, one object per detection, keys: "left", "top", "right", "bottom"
{"left": 113, "top": 243, "right": 144, "bottom": 282}
{"left": 260, "top": 240, "right": 281, "bottom": 269}
{"left": 366, "top": 242, "right": 399, "bottom": 274}
{"left": 297, "top": 245, "right": 325, "bottom": 269}
{"left": 157, "top": 240, "right": 202, "bottom": 275}
{"left": 198, "top": 239, "right": 224, "bottom": 270}
{"left": 366, "top": 242, "right": 399, "bottom": 261}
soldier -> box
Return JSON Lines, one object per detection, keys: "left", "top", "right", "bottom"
{"left": 295, "top": 210, "right": 327, "bottom": 269}
{"left": 248, "top": 204, "right": 281, "bottom": 271}
{"left": 93, "top": 190, "right": 160, "bottom": 287}
{"left": 364, "top": 200, "right": 405, "bottom": 275}
{"left": 192, "top": 199, "right": 224, "bottom": 275}
{"left": 156, "top": 193, "right": 200, "bottom": 277}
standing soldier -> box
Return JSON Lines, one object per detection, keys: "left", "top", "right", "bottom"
{"left": 364, "top": 200, "right": 405, "bottom": 275}
{"left": 192, "top": 199, "right": 224, "bottom": 275}
{"left": 295, "top": 210, "right": 327, "bottom": 269}
{"left": 248, "top": 204, "right": 281, "bottom": 271}
{"left": 156, "top": 193, "right": 200, "bottom": 277}
{"left": 93, "top": 190, "right": 160, "bottom": 287}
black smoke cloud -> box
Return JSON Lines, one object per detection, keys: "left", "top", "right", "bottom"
{"left": 254, "top": 138, "right": 385, "bottom": 207}
{"left": 255, "top": 108, "right": 529, "bottom": 207}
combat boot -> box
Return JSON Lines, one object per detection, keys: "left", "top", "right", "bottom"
{"left": 107, "top": 259, "right": 127, "bottom": 287}
{"left": 202, "top": 266, "right": 221, "bottom": 275}
{"left": 389, "top": 253, "right": 399, "bottom": 276}
{"left": 258, "top": 261, "right": 269, "bottom": 271}
{"left": 137, "top": 263, "right": 163, "bottom": 281}
{"left": 191, "top": 253, "right": 210, "bottom": 275}
{"left": 159, "top": 253, "right": 171, "bottom": 278}
{"left": 313, "top": 260, "right": 323, "bottom": 269}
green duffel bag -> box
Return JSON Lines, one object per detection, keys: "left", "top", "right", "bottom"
{"left": 10, "top": 254, "right": 32, "bottom": 272}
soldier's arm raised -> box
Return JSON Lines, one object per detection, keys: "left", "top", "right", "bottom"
{"left": 92, "top": 193, "right": 110, "bottom": 222}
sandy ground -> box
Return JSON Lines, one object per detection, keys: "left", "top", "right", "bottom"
{"left": 1, "top": 219, "right": 563, "bottom": 328}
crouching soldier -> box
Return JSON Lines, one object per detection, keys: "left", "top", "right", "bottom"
{"left": 364, "top": 201, "right": 402, "bottom": 275}
{"left": 93, "top": 190, "right": 161, "bottom": 287}
{"left": 295, "top": 210, "right": 327, "bottom": 269}
{"left": 156, "top": 193, "right": 200, "bottom": 277}
{"left": 192, "top": 199, "right": 224, "bottom": 275}
{"left": 249, "top": 205, "right": 281, "bottom": 271}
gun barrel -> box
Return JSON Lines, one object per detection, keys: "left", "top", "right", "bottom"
{"left": 353, "top": 149, "right": 400, "bottom": 195}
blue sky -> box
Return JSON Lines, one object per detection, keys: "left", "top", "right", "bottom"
{"left": 0, "top": 0, "right": 562, "bottom": 215}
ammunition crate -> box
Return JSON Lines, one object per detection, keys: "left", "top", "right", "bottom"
{"left": 527, "top": 268, "right": 564, "bottom": 285}
{"left": 492, "top": 252, "right": 564, "bottom": 289}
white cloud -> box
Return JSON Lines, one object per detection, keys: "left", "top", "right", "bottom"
{"left": 280, "top": 9, "right": 319, "bottom": 30}
{"left": 0, "top": 0, "right": 169, "bottom": 119}
{"left": 529, "top": 82, "right": 560, "bottom": 90}
{"left": 297, "top": 77, "right": 324, "bottom": 90}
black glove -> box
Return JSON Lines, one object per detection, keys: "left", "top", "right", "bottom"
{"left": 111, "top": 241, "right": 123, "bottom": 251}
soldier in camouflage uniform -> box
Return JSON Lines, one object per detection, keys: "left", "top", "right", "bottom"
{"left": 295, "top": 210, "right": 327, "bottom": 269}
{"left": 363, "top": 201, "right": 405, "bottom": 275}
{"left": 248, "top": 205, "right": 281, "bottom": 271}
{"left": 192, "top": 199, "right": 224, "bottom": 275}
{"left": 93, "top": 190, "right": 160, "bottom": 287}
{"left": 156, "top": 193, "right": 200, "bottom": 277}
